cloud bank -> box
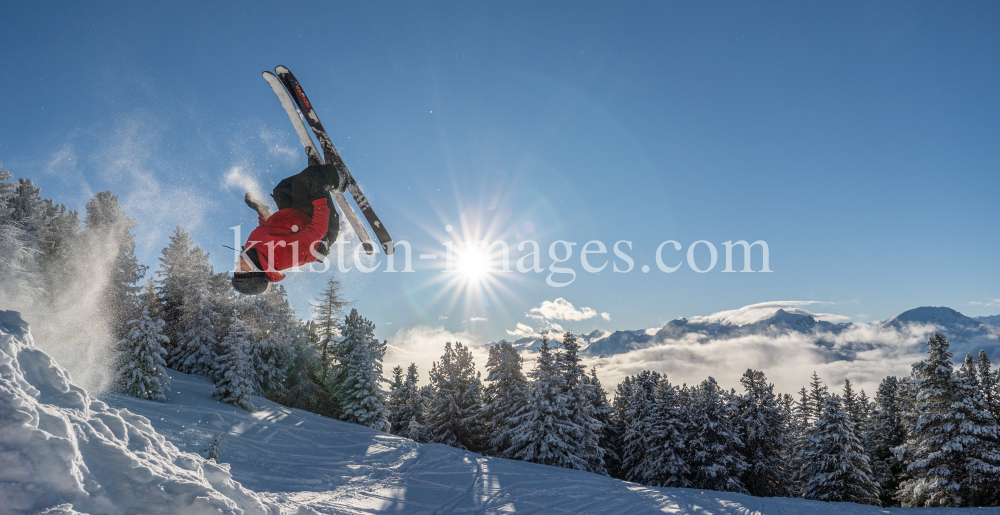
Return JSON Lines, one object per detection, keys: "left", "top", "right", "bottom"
{"left": 689, "top": 301, "right": 851, "bottom": 326}
{"left": 384, "top": 325, "right": 490, "bottom": 383}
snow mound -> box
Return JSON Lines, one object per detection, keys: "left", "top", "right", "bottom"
{"left": 0, "top": 310, "right": 278, "bottom": 515}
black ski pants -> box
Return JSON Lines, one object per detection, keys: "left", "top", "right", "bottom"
{"left": 271, "top": 165, "right": 340, "bottom": 245}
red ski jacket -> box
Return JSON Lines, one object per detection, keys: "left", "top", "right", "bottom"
{"left": 244, "top": 198, "right": 330, "bottom": 282}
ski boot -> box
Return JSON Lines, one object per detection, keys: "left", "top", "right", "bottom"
{"left": 245, "top": 192, "right": 272, "bottom": 220}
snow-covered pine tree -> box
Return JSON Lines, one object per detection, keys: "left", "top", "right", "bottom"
{"left": 312, "top": 276, "right": 347, "bottom": 381}
{"left": 0, "top": 183, "right": 42, "bottom": 309}
{"left": 33, "top": 200, "right": 79, "bottom": 281}
{"left": 333, "top": 308, "right": 388, "bottom": 431}
{"left": 779, "top": 392, "right": 795, "bottom": 425}
{"left": 858, "top": 389, "right": 873, "bottom": 421}
{"left": 955, "top": 352, "right": 1000, "bottom": 507}
{"left": 866, "top": 375, "right": 906, "bottom": 507}
{"left": 787, "top": 386, "right": 812, "bottom": 497}
{"left": 242, "top": 285, "right": 297, "bottom": 396}
{"left": 892, "top": 374, "right": 919, "bottom": 491}
{"left": 842, "top": 379, "right": 862, "bottom": 428}
{"left": 808, "top": 371, "right": 828, "bottom": 424}
{"left": 138, "top": 278, "right": 160, "bottom": 317}
{"left": 112, "top": 306, "right": 171, "bottom": 401}
{"left": 269, "top": 321, "right": 340, "bottom": 418}
{"left": 407, "top": 383, "right": 435, "bottom": 443}
{"left": 204, "top": 432, "right": 225, "bottom": 462}
{"left": 895, "top": 333, "right": 997, "bottom": 507}
{"left": 10, "top": 179, "right": 80, "bottom": 303}
{"left": 734, "top": 369, "right": 791, "bottom": 497}
{"left": 616, "top": 370, "right": 661, "bottom": 483}
{"left": 605, "top": 376, "right": 634, "bottom": 479}
{"left": 641, "top": 374, "right": 689, "bottom": 487}
{"left": 483, "top": 341, "right": 530, "bottom": 458}
{"left": 387, "top": 365, "right": 406, "bottom": 432}
{"left": 84, "top": 191, "right": 146, "bottom": 340}
{"left": 0, "top": 168, "right": 15, "bottom": 206}
{"left": 424, "top": 341, "right": 486, "bottom": 450}
{"left": 155, "top": 226, "right": 196, "bottom": 349}
{"left": 802, "top": 395, "right": 880, "bottom": 505}
{"left": 387, "top": 363, "right": 422, "bottom": 436}
{"left": 5, "top": 178, "right": 46, "bottom": 247}
{"left": 212, "top": 313, "right": 257, "bottom": 412}
{"left": 509, "top": 336, "right": 576, "bottom": 467}
{"left": 169, "top": 248, "right": 219, "bottom": 377}
{"left": 556, "top": 332, "right": 605, "bottom": 474}
{"left": 685, "top": 376, "right": 747, "bottom": 493}
{"left": 585, "top": 367, "right": 616, "bottom": 476}
{"left": 976, "top": 350, "right": 1000, "bottom": 423}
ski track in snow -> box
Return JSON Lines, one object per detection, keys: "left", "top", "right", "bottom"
{"left": 101, "top": 371, "right": 999, "bottom": 514}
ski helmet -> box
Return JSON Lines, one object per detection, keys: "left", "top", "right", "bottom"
{"left": 232, "top": 271, "right": 269, "bottom": 295}
{"left": 231, "top": 247, "right": 269, "bottom": 295}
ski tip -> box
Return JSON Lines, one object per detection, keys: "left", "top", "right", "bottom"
{"left": 382, "top": 242, "right": 395, "bottom": 256}
{"left": 275, "top": 65, "right": 290, "bottom": 74}
{"left": 262, "top": 70, "right": 276, "bottom": 78}
{"left": 362, "top": 242, "right": 375, "bottom": 255}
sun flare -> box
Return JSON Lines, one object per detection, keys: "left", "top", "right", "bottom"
{"left": 455, "top": 245, "right": 491, "bottom": 280}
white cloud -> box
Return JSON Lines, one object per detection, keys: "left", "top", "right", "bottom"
{"left": 506, "top": 322, "right": 537, "bottom": 339}
{"left": 690, "top": 301, "right": 850, "bottom": 326}
{"left": 541, "top": 321, "right": 565, "bottom": 335}
{"left": 505, "top": 319, "right": 567, "bottom": 340}
{"left": 583, "top": 321, "right": 933, "bottom": 401}
{"left": 469, "top": 317, "right": 488, "bottom": 322}
{"left": 384, "top": 325, "right": 488, "bottom": 382}
{"left": 601, "top": 312, "right": 611, "bottom": 321}
{"left": 529, "top": 298, "right": 597, "bottom": 321}
{"left": 437, "top": 315, "right": 448, "bottom": 320}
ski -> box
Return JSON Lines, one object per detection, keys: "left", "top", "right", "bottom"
{"left": 262, "top": 71, "right": 375, "bottom": 255}
{"left": 274, "top": 65, "right": 395, "bottom": 256}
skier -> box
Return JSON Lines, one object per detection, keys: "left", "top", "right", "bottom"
{"left": 231, "top": 164, "right": 345, "bottom": 295}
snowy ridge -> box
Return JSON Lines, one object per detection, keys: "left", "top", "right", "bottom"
{"left": 978, "top": 315, "right": 1000, "bottom": 326}
{"left": 495, "top": 305, "right": 1000, "bottom": 360}
{"left": 0, "top": 310, "right": 277, "bottom": 515}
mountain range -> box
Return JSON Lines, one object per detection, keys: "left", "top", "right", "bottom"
{"left": 500, "top": 306, "right": 1000, "bottom": 361}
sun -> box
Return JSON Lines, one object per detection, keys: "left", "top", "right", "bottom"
{"left": 455, "top": 244, "right": 491, "bottom": 281}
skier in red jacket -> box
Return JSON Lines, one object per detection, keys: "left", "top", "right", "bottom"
{"left": 232, "top": 164, "right": 345, "bottom": 295}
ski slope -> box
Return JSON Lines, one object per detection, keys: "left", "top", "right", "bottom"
{"left": 3, "top": 310, "right": 998, "bottom": 514}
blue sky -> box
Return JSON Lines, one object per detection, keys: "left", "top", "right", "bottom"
{"left": 2, "top": 1, "right": 998, "bottom": 343}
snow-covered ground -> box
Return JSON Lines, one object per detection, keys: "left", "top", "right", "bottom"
{"left": 3, "top": 310, "right": 998, "bottom": 514}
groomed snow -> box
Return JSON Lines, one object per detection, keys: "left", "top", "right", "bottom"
{"left": 3, "top": 310, "right": 997, "bottom": 514}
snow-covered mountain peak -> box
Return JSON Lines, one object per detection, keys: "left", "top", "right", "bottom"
{"left": 882, "top": 306, "right": 981, "bottom": 329}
